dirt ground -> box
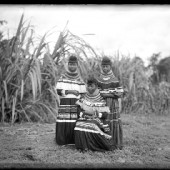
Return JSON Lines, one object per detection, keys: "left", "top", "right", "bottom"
{"left": 0, "top": 113, "right": 170, "bottom": 169}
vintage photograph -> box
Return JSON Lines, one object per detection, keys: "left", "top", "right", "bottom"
{"left": 0, "top": 4, "right": 170, "bottom": 169}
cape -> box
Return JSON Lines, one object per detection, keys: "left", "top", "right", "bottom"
{"left": 96, "top": 70, "right": 120, "bottom": 90}
{"left": 76, "top": 89, "right": 110, "bottom": 114}
{"left": 55, "top": 70, "right": 86, "bottom": 93}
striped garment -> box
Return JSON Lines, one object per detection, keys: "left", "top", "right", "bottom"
{"left": 95, "top": 70, "right": 123, "bottom": 115}
{"left": 56, "top": 70, "right": 86, "bottom": 96}
{"left": 96, "top": 70, "right": 120, "bottom": 88}
{"left": 74, "top": 120, "right": 111, "bottom": 140}
{"left": 74, "top": 89, "right": 114, "bottom": 151}
{"left": 55, "top": 70, "right": 86, "bottom": 145}
{"left": 76, "top": 92, "right": 110, "bottom": 116}
{"left": 96, "top": 69, "right": 123, "bottom": 150}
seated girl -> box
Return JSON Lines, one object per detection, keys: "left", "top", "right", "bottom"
{"left": 74, "top": 77, "right": 115, "bottom": 152}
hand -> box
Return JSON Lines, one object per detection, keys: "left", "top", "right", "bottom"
{"left": 95, "top": 111, "right": 102, "bottom": 118}
{"left": 61, "top": 90, "right": 66, "bottom": 96}
{"left": 98, "top": 112, "right": 102, "bottom": 118}
{"left": 79, "top": 112, "right": 83, "bottom": 118}
{"left": 115, "top": 92, "right": 122, "bottom": 97}
{"left": 73, "top": 90, "right": 79, "bottom": 96}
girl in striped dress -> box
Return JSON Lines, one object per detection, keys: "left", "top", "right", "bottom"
{"left": 74, "top": 77, "right": 114, "bottom": 152}
{"left": 96, "top": 56, "right": 124, "bottom": 149}
{"left": 55, "top": 55, "right": 86, "bottom": 145}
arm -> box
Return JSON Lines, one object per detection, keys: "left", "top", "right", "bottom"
{"left": 111, "top": 81, "right": 124, "bottom": 98}
{"left": 65, "top": 90, "right": 79, "bottom": 96}
{"left": 100, "top": 92, "right": 116, "bottom": 99}
{"left": 57, "top": 87, "right": 79, "bottom": 96}
{"left": 99, "top": 80, "right": 121, "bottom": 99}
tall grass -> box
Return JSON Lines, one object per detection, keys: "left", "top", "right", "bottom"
{"left": 0, "top": 14, "right": 169, "bottom": 124}
{"left": 0, "top": 14, "right": 59, "bottom": 123}
{"left": 108, "top": 53, "right": 170, "bottom": 115}
{"left": 0, "top": 14, "right": 101, "bottom": 124}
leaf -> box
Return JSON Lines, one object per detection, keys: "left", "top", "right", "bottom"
{"left": 19, "top": 104, "right": 31, "bottom": 122}
{"left": 25, "top": 29, "right": 34, "bottom": 55}
{"left": 37, "top": 102, "right": 56, "bottom": 121}
{"left": 20, "top": 22, "right": 31, "bottom": 47}
{"left": 21, "top": 79, "right": 24, "bottom": 101}
{"left": 0, "top": 66, "right": 2, "bottom": 80}
{"left": 52, "top": 32, "right": 63, "bottom": 58}
{"left": 35, "top": 33, "right": 46, "bottom": 58}
{"left": 35, "top": 60, "right": 41, "bottom": 94}
{"left": 10, "top": 13, "right": 24, "bottom": 55}
{"left": 3, "top": 80, "right": 8, "bottom": 103}
{"left": 30, "top": 110, "right": 44, "bottom": 122}
{"left": 29, "top": 71, "right": 36, "bottom": 100}
{"left": 48, "top": 88, "right": 60, "bottom": 107}
{"left": 1, "top": 97, "right": 5, "bottom": 122}
{"left": 12, "top": 96, "right": 17, "bottom": 124}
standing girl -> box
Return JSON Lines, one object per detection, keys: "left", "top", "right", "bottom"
{"left": 55, "top": 55, "right": 86, "bottom": 145}
{"left": 96, "top": 56, "right": 124, "bottom": 149}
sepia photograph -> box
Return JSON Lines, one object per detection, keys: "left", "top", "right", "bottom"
{"left": 0, "top": 4, "right": 170, "bottom": 169}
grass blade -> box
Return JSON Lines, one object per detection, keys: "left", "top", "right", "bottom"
{"left": 3, "top": 80, "right": 8, "bottom": 103}
{"left": 12, "top": 96, "right": 17, "bottom": 124}
{"left": 21, "top": 79, "right": 24, "bottom": 101}
{"left": 1, "top": 97, "right": 5, "bottom": 123}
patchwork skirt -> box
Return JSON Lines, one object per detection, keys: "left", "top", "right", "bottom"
{"left": 55, "top": 98, "right": 78, "bottom": 145}
{"left": 74, "top": 119, "right": 114, "bottom": 152}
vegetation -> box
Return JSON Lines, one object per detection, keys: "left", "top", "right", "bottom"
{"left": 0, "top": 14, "right": 170, "bottom": 124}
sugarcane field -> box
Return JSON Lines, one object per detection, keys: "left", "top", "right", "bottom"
{"left": 0, "top": 5, "right": 170, "bottom": 169}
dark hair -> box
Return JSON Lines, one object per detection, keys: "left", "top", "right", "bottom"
{"left": 68, "top": 55, "right": 78, "bottom": 64}
{"left": 87, "top": 76, "right": 98, "bottom": 86}
{"left": 101, "top": 56, "right": 112, "bottom": 66}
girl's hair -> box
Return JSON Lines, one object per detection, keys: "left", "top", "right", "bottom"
{"left": 86, "top": 76, "right": 98, "bottom": 86}
{"left": 68, "top": 55, "right": 78, "bottom": 64}
{"left": 101, "top": 56, "right": 112, "bottom": 66}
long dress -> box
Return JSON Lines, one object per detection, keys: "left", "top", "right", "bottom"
{"left": 55, "top": 70, "right": 86, "bottom": 145}
{"left": 74, "top": 89, "right": 114, "bottom": 152}
{"left": 96, "top": 70, "right": 123, "bottom": 149}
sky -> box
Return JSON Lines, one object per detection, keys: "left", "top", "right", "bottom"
{"left": 0, "top": 4, "right": 170, "bottom": 66}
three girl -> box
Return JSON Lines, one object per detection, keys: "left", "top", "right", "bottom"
{"left": 55, "top": 55, "right": 124, "bottom": 151}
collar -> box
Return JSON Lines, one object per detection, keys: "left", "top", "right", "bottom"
{"left": 66, "top": 68, "right": 78, "bottom": 74}
{"left": 101, "top": 69, "right": 113, "bottom": 76}
{"left": 65, "top": 69, "right": 79, "bottom": 77}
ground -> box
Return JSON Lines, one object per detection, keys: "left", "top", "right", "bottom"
{"left": 0, "top": 113, "right": 170, "bottom": 169}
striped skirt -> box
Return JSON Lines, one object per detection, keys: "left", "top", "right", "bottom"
{"left": 74, "top": 119, "right": 114, "bottom": 152}
{"left": 55, "top": 98, "right": 78, "bottom": 145}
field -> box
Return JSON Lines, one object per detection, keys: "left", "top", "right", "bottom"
{"left": 0, "top": 113, "right": 170, "bottom": 169}
{"left": 0, "top": 14, "right": 170, "bottom": 169}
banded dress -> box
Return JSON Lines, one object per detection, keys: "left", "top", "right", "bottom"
{"left": 74, "top": 89, "right": 114, "bottom": 152}
{"left": 55, "top": 70, "right": 86, "bottom": 145}
{"left": 96, "top": 70, "right": 123, "bottom": 149}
